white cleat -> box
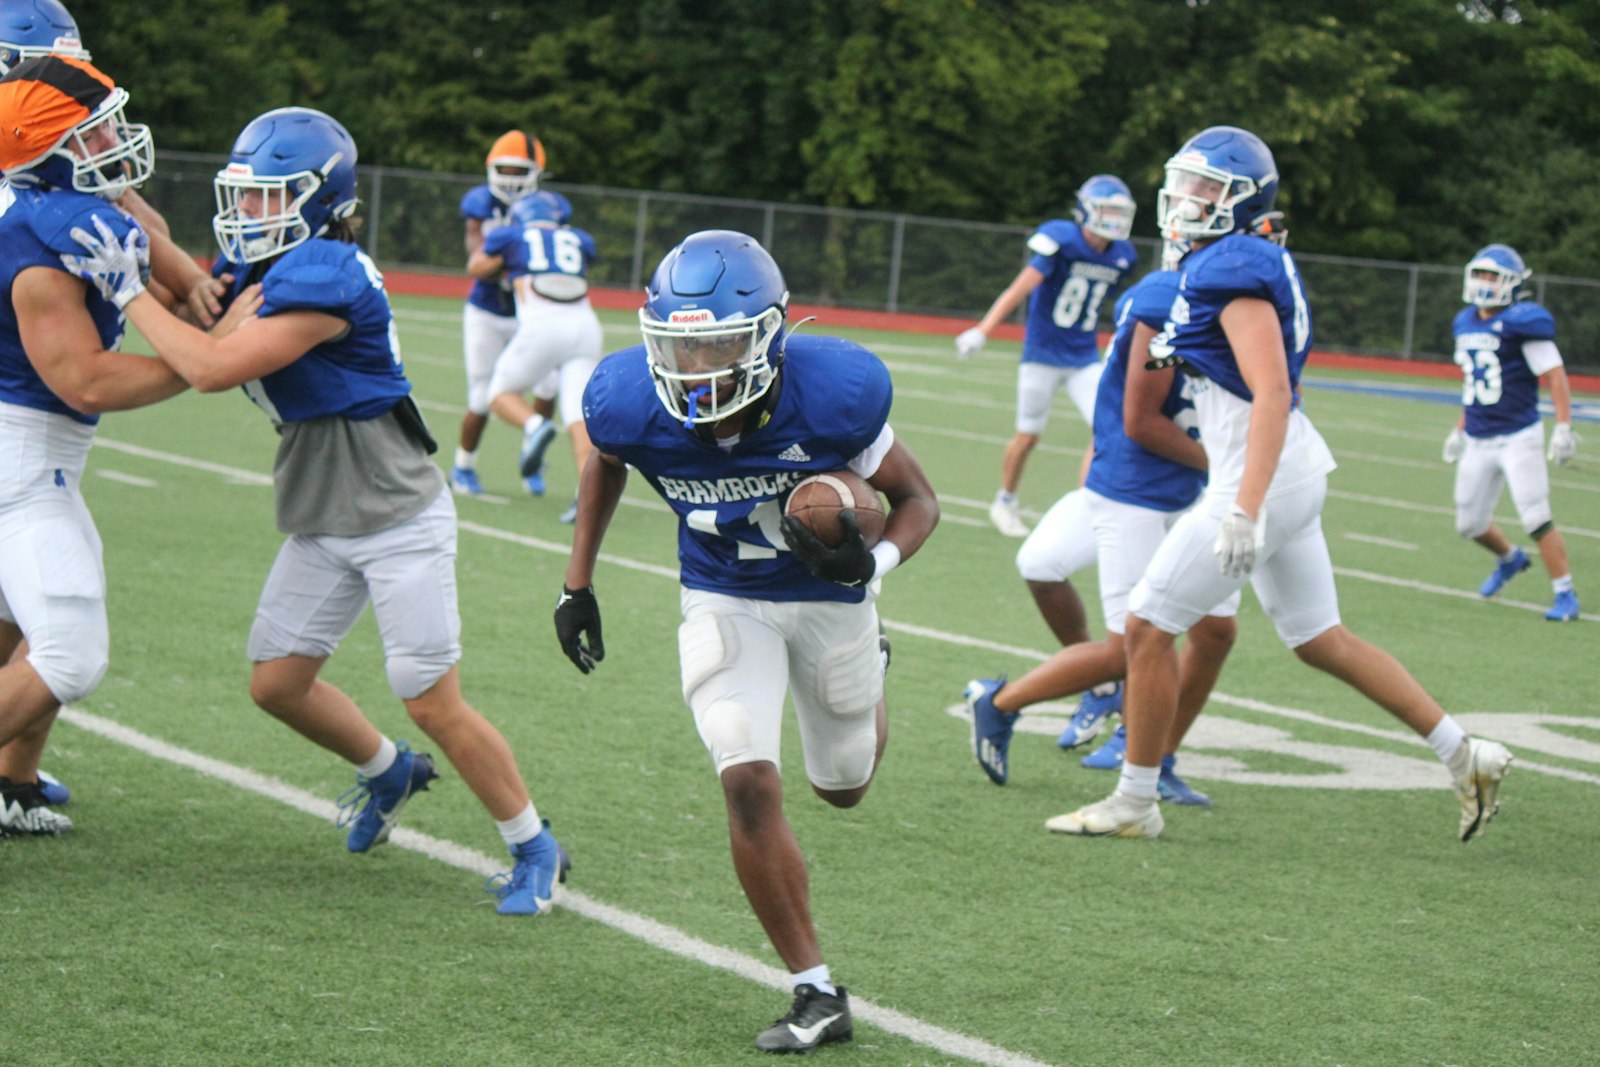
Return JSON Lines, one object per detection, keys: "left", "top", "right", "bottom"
{"left": 1046, "top": 791, "right": 1163, "bottom": 839}
{"left": 988, "top": 500, "right": 1030, "bottom": 538}
{"left": 1454, "top": 738, "right": 1512, "bottom": 843}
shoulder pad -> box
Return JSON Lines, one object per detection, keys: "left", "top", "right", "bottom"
{"left": 261, "top": 242, "right": 370, "bottom": 313}
{"left": 1129, "top": 271, "right": 1180, "bottom": 327}
{"left": 32, "top": 194, "right": 140, "bottom": 258}
{"left": 1504, "top": 301, "right": 1556, "bottom": 341}
{"left": 1027, "top": 219, "right": 1078, "bottom": 258}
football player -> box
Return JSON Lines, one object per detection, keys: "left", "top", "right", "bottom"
{"left": 0, "top": 0, "right": 228, "bottom": 812}
{"left": 955, "top": 175, "right": 1138, "bottom": 536}
{"left": 467, "top": 189, "right": 601, "bottom": 523}
{"left": 967, "top": 238, "right": 1240, "bottom": 807}
{"left": 556, "top": 231, "right": 939, "bottom": 1053}
{"left": 1444, "top": 244, "right": 1581, "bottom": 621}
{"left": 0, "top": 55, "right": 188, "bottom": 835}
{"left": 1051, "top": 126, "right": 1513, "bottom": 843}
{"left": 450, "top": 130, "right": 560, "bottom": 497}
{"left": 66, "top": 107, "right": 569, "bottom": 913}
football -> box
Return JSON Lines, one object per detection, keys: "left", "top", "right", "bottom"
{"left": 784, "top": 470, "right": 886, "bottom": 548}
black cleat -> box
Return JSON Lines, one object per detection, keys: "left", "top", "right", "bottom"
{"left": 756, "top": 983, "right": 852, "bottom": 1054}
{"left": 0, "top": 777, "right": 74, "bottom": 836}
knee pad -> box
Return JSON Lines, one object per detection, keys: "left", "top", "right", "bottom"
{"left": 465, "top": 380, "right": 492, "bottom": 417}
{"left": 1015, "top": 539, "right": 1064, "bottom": 583}
{"left": 28, "top": 623, "right": 108, "bottom": 705}
{"left": 386, "top": 649, "right": 458, "bottom": 701}
{"left": 699, "top": 697, "right": 757, "bottom": 765}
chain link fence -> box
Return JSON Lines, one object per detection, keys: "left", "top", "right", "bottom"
{"left": 143, "top": 151, "right": 1600, "bottom": 373}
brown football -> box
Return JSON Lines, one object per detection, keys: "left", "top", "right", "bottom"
{"left": 784, "top": 470, "right": 886, "bottom": 549}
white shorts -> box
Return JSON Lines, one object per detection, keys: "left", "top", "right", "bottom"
{"left": 1015, "top": 488, "right": 1097, "bottom": 583}
{"left": 247, "top": 489, "right": 462, "bottom": 700}
{"left": 1130, "top": 479, "right": 1338, "bottom": 649}
{"left": 486, "top": 295, "right": 604, "bottom": 428}
{"left": 1090, "top": 491, "right": 1240, "bottom": 635}
{"left": 462, "top": 303, "right": 556, "bottom": 416}
{"left": 1454, "top": 422, "right": 1552, "bottom": 538}
{"left": 1015, "top": 360, "right": 1102, "bottom": 435}
{"left": 0, "top": 403, "right": 108, "bottom": 704}
{"left": 678, "top": 588, "right": 883, "bottom": 791}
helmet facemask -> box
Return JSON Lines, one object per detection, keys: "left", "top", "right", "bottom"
{"left": 641, "top": 305, "right": 784, "bottom": 428}
{"left": 212, "top": 156, "right": 352, "bottom": 263}
{"left": 52, "top": 87, "right": 153, "bottom": 199}
{"left": 1158, "top": 154, "right": 1274, "bottom": 242}
{"left": 1080, "top": 192, "right": 1136, "bottom": 242}
{"left": 1462, "top": 254, "right": 1525, "bottom": 308}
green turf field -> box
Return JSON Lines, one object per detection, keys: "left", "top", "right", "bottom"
{"left": 3, "top": 294, "right": 1596, "bottom": 1066}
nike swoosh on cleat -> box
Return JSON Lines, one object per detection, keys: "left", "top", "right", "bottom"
{"left": 787, "top": 1012, "right": 843, "bottom": 1044}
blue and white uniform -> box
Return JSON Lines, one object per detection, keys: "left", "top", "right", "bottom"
{"left": 1013, "top": 219, "right": 1137, "bottom": 432}
{"left": 584, "top": 334, "right": 896, "bottom": 786}
{"left": 459, "top": 184, "right": 553, "bottom": 416}
{"left": 0, "top": 184, "right": 143, "bottom": 704}
{"left": 214, "top": 238, "right": 460, "bottom": 701}
{"left": 1450, "top": 301, "right": 1563, "bottom": 538}
{"left": 483, "top": 220, "right": 602, "bottom": 428}
{"left": 1130, "top": 234, "right": 1339, "bottom": 649}
{"left": 1017, "top": 270, "right": 1237, "bottom": 632}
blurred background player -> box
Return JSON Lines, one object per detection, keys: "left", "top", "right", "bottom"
{"left": 467, "top": 189, "right": 601, "bottom": 523}
{"left": 556, "top": 230, "right": 938, "bottom": 1052}
{"left": 955, "top": 175, "right": 1137, "bottom": 536}
{"left": 0, "top": 0, "right": 229, "bottom": 812}
{"left": 450, "top": 129, "right": 560, "bottom": 497}
{"left": 1443, "top": 244, "right": 1581, "bottom": 621}
{"left": 967, "top": 238, "right": 1238, "bottom": 806}
{"left": 72, "top": 106, "right": 569, "bottom": 913}
{"left": 0, "top": 55, "right": 189, "bottom": 834}
{"left": 1050, "top": 126, "right": 1513, "bottom": 844}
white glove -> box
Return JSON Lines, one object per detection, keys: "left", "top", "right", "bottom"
{"left": 1214, "top": 503, "right": 1265, "bottom": 578}
{"left": 1548, "top": 422, "right": 1579, "bottom": 466}
{"left": 955, "top": 327, "right": 986, "bottom": 360}
{"left": 1442, "top": 426, "right": 1466, "bottom": 463}
{"left": 61, "top": 215, "right": 149, "bottom": 310}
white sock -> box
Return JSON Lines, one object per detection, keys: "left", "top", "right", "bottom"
{"left": 1427, "top": 716, "right": 1468, "bottom": 767}
{"left": 1498, "top": 547, "right": 1520, "bottom": 563}
{"left": 1553, "top": 574, "right": 1574, "bottom": 594}
{"left": 355, "top": 738, "right": 398, "bottom": 779}
{"left": 1090, "top": 681, "right": 1118, "bottom": 697}
{"left": 454, "top": 447, "right": 476, "bottom": 470}
{"left": 790, "top": 964, "right": 835, "bottom": 996}
{"left": 523, "top": 414, "right": 547, "bottom": 435}
{"left": 996, "top": 490, "right": 1018, "bottom": 507}
{"left": 496, "top": 802, "right": 543, "bottom": 847}
{"left": 1117, "top": 762, "right": 1160, "bottom": 800}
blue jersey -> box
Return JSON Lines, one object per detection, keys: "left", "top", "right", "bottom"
{"left": 213, "top": 240, "right": 411, "bottom": 424}
{"left": 1022, "top": 219, "right": 1137, "bottom": 368}
{"left": 584, "top": 334, "right": 893, "bottom": 604}
{"left": 483, "top": 221, "right": 597, "bottom": 295}
{"left": 0, "top": 184, "right": 139, "bottom": 424}
{"left": 460, "top": 184, "right": 515, "bottom": 316}
{"left": 1084, "top": 271, "right": 1205, "bottom": 512}
{"left": 1451, "top": 302, "right": 1556, "bottom": 438}
{"left": 1161, "top": 233, "right": 1313, "bottom": 402}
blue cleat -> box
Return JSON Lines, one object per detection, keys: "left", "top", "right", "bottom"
{"left": 1057, "top": 683, "right": 1122, "bottom": 749}
{"left": 518, "top": 419, "right": 558, "bottom": 480}
{"left": 523, "top": 472, "right": 546, "bottom": 496}
{"left": 336, "top": 742, "right": 439, "bottom": 853}
{"left": 1081, "top": 724, "right": 1126, "bottom": 771}
{"left": 966, "top": 677, "right": 1018, "bottom": 785}
{"left": 1545, "top": 588, "right": 1580, "bottom": 621}
{"left": 449, "top": 466, "right": 484, "bottom": 497}
{"left": 1157, "top": 754, "right": 1212, "bottom": 807}
{"left": 487, "top": 821, "right": 571, "bottom": 916}
{"left": 1479, "top": 546, "right": 1530, "bottom": 598}
{"left": 37, "top": 770, "right": 70, "bottom": 807}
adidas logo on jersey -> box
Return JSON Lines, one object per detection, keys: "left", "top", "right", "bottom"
{"left": 777, "top": 443, "right": 811, "bottom": 463}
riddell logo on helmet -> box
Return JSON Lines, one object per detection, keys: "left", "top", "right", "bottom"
{"left": 1174, "top": 152, "right": 1208, "bottom": 168}
{"left": 668, "top": 309, "right": 715, "bottom": 324}
{"left": 225, "top": 163, "right": 254, "bottom": 177}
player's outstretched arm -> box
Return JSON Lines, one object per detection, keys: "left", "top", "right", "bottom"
{"left": 124, "top": 287, "right": 345, "bottom": 393}
{"left": 556, "top": 450, "right": 629, "bottom": 673}
{"left": 1124, "top": 321, "right": 1207, "bottom": 471}
{"left": 958, "top": 266, "right": 1045, "bottom": 358}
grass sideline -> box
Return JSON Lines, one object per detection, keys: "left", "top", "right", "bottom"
{"left": 1, "top": 294, "right": 1595, "bottom": 1066}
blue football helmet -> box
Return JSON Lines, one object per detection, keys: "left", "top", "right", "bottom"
{"left": 1462, "top": 244, "right": 1528, "bottom": 308}
{"left": 1073, "top": 174, "right": 1136, "bottom": 242}
{"left": 0, "top": 55, "right": 152, "bottom": 199}
{"left": 1158, "top": 126, "right": 1279, "bottom": 242}
{"left": 0, "top": 0, "right": 88, "bottom": 75}
{"left": 212, "top": 106, "right": 359, "bottom": 263}
{"left": 640, "top": 230, "right": 789, "bottom": 427}
{"left": 510, "top": 190, "right": 569, "bottom": 228}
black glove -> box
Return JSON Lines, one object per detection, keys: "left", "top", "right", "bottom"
{"left": 554, "top": 584, "right": 605, "bottom": 673}
{"left": 780, "top": 510, "right": 876, "bottom": 587}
